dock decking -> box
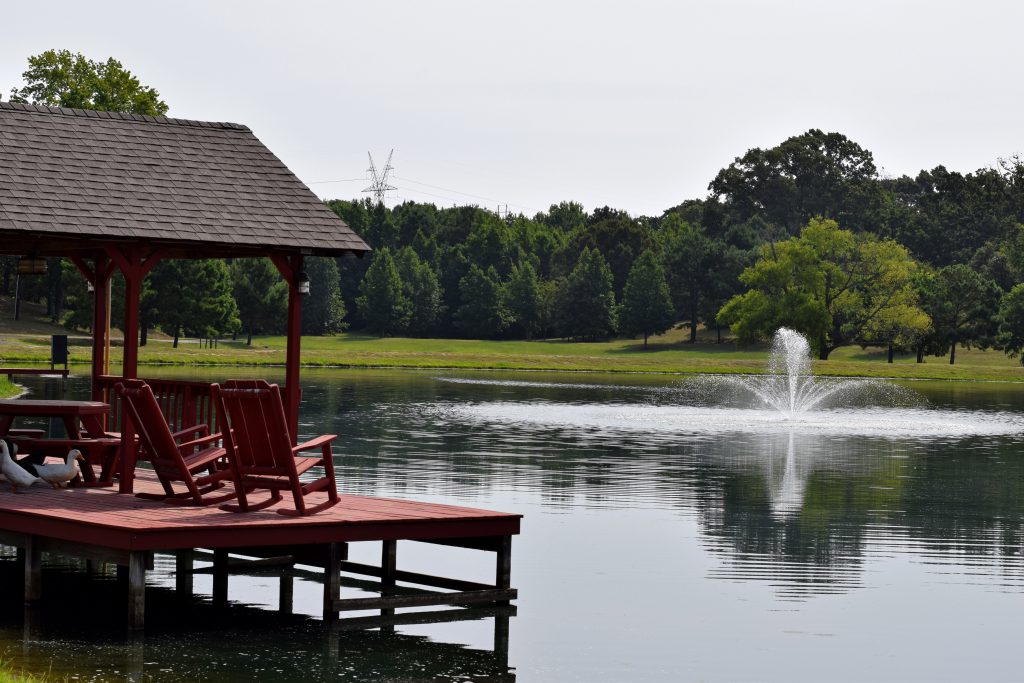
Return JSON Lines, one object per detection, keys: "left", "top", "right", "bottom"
{"left": 0, "top": 469, "right": 521, "bottom": 629}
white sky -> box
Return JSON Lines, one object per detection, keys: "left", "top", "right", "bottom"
{"left": 4, "top": 0, "right": 1023, "bottom": 217}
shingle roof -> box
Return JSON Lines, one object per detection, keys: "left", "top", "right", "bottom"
{"left": 0, "top": 102, "right": 369, "bottom": 257}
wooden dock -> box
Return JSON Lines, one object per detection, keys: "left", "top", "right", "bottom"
{"left": 0, "top": 469, "right": 521, "bottom": 629}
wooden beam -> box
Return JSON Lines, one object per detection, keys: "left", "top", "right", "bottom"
{"left": 175, "top": 549, "right": 193, "bottom": 597}
{"left": 213, "top": 548, "right": 228, "bottom": 606}
{"left": 332, "top": 604, "right": 517, "bottom": 631}
{"left": 284, "top": 254, "right": 303, "bottom": 443}
{"left": 337, "top": 560, "right": 497, "bottom": 592}
{"left": 333, "top": 588, "right": 517, "bottom": 612}
{"left": 381, "top": 540, "right": 397, "bottom": 587}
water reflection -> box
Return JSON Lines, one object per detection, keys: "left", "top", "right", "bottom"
{"left": 9, "top": 369, "right": 1024, "bottom": 681}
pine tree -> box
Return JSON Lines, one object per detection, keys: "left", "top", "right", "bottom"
{"left": 231, "top": 258, "right": 288, "bottom": 344}
{"left": 558, "top": 247, "right": 616, "bottom": 341}
{"left": 396, "top": 247, "right": 443, "bottom": 336}
{"left": 356, "top": 248, "right": 411, "bottom": 336}
{"left": 620, "top": 249, "right": 675, "bottom": 347}
{"left": 504, "top": 261, "right": 542, "bottom": 339}
{"left": 455, "top": 264, "right": 508, "bottom": 339}
{"left": 302, "top": 257, "right": 347, "bottom": 335}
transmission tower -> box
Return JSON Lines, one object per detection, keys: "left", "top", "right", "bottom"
{"left": 363, "top": 149, "right": 396, "bottom": 205}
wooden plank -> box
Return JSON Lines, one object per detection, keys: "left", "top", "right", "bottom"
{"left": 337, "top": 560, "right": 496, "bottom": 592}
{"left": 212, "top": 549, "right": 228, "bottom": 606}
{"left": 334, "top": 588, "right": 517, "bottom": 611}
{"left": 333, "top": 604, "right": 517, "bottom": 630}
{"left": 175, "top": 549, "right": 192, "bottom": 596}
{"left": 323, "top": 542, "right": 341, "bottom": 622}
{"left": 381, "top": 539, "right": 397, "bottom": 587}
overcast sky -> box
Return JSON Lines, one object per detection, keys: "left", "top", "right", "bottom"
{"left": 4, "top": 1, "right": 1023, "bottom": 217}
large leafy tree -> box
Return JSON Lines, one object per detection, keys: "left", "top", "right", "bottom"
{"left": 997, "top": 284, "right": 1024, "bottom": 364}
{"left": 557, "top": 247, "right": 616, "bottom": 341}
{"left": 620, "top": 249, "right": 674, "bottom": 348}
{"left": 916, "top": 264, "right": 1000, "bottom": 364}
{"left": 718, "top": 217, "right": 924, "bottom": 359}
{"left": 709, "top": 129, "right": 882, "bottom": 234}
{"left": 356, "top": 248, "right": 410, "bottom": 337}
{"left": 10, "top": 49, "right": 168, "bottom": 115}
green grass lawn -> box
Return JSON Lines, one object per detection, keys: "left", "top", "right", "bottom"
{"left": 0, "top": 324, "right": 1022, "bottom": 382}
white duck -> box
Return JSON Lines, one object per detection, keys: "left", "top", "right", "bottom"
{"left": 33, "top": 449, "right": 85, "bottom": 489}
{"left": 0, "top": 440, "right": 39, "bottom": 492}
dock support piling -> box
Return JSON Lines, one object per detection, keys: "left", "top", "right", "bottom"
{"left": 323, "top": 542, "right": 342, "bottom": 623}
{"left": 279, "top": 574, "right": 294, "bottom": 614}
{"left": 496, "top": 535, "right": 512, "bottom": 592}
{"left": 212, "top": 549, "right": 228, "bottom": 606}
{"left": 176, "top": 549, "right": 193, "bottom": 597}
{"left": 381, "top": 540, "right": 397, "bottom": 587}
{"left": 127, "top": 550, "right": 146, "bottom": 630}
{"left": 24, "top": 535, "right": 40, "bottom": 603}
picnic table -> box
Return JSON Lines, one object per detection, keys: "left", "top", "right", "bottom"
{"left": 0, "top": 399, "right": 119, "bottom": 485}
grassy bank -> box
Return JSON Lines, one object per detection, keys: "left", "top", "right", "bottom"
{"left": 1, "top": 326, "right": 1024, "bottom": 382}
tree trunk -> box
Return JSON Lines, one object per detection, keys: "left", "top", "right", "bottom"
{"left": 887, "top": 343, "right": 894, "bottom": 364}
{"left": 916, "top": 345, "right": 925, "bottom": 363}
{"left": 819, "top": 346, "right": 830, "bottom": 360}
{"left": 139, "top": 318, "right": 148, "bottom": 347}
{"left": 172, "top": 326, "right": 180, "bottom": 349}
{"left": 246, "top": 331, "right": 252, "bottom": 346}
{"left": 716, "top": 325, "right": 722, "bottom": 344}
{"left": 13, "top": 275, "right": 20, "bottom": 321}
{"left": 643, "top": 332, "right": 649, "bottom": 349}
{"left": 689, "top": 315, "right": 697, "bottom": 343}
{"left": 949, "top": 342, "right": 956, "bottom": 365}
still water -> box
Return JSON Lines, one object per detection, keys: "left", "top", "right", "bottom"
{"left": 4, "top": 368, "right": 1024, "bottom": 682}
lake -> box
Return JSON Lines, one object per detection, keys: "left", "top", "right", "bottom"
{"left": 3, "top": 368, "right": 1024, "bottom": 682}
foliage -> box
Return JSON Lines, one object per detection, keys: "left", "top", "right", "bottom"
{"left": 997, "top": 284, "right": 1024, "bottom": 363}
{"left": 718, "top": 218, "right": 924, "bottom": 359}
{"left": 503, "top": 261, "right": 543, "bottom": 339}
{"left": 916, "top": 264, "right": 1000, "bottom": 364}
{"left": 455, "top": 264, "right": 508, "bottom": 339}
{"left": 301, "top": 257, "right": 347, "bottom": 335}
{"left": 619, "top": 249, "right": 675, "bottom": 347}
{"left": 356, "top": 248, "right": 410, "bottom": 336}
{"left": 149, "top": 260, "right": 240, "bottom": 346}
{"left": 396, "top": 247, "right": 443, "bottom": 336}
{"left": 557, "top": 247, "right": 616, "bottom": 341}
{"left": 10, "top": 49, "right": 168, "bottom": 115}
{"left": 231, "top": 258, "right": 287, "bottom": 343}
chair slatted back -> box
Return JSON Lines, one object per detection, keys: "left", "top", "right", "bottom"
{"left": 97, "top": 375, "right": 218, "bottom": 436}
{"left": 214, "top": 380, "right": 298, "bottom": 478}
{"left": 115, "top": 380, "right": 190, "bottom": 482}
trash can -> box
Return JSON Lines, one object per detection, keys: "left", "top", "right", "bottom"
{"left": 51, "top": 334, "right": 68, "bottom": 370}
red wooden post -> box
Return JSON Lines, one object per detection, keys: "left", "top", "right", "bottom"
{"left": 107, "top": 247, "right": 164, "bottom": 493}
{"left": 271, "top": 254, "right": 304, "bottom": 444}
{"left": 90, "top": 256, "right": 109, "bottom": 402}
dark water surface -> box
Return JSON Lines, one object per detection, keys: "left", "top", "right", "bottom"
{"left": 5, "top": 368, "right": 1024, "bottom": 682}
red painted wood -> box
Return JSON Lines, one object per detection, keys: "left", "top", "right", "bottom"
{"left": 284, "top": 254, "right": 303, "bottom": 443}
{"left": 91, "top": 254, "right": 112, "bottom": 403}
{"left": 0, "top": 469, "right": 520, "bottom": 551}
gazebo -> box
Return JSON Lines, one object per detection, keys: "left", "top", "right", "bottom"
{"left": 0, "top": 101, "right": 370, "bottom": 477}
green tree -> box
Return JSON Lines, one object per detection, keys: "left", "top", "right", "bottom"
{"left": 503, "top": 261, "right": 543, "bottom": 339}
{"left": 997, "top": 284, "right": 1024, "bottom": 364}
{"left": 709, "top": 129, "right": 882, "bottom": 235}
{"left": 302, "top": 257, "right": 347, "bottom": 335}
{"left": 149, "top": 260, "right": 239, "bottom": 346}
{"left": 916, "top": 264, "right": 1000, "bottom": 364}
{"left": 396, "top": 247, "right": 443, "bottom": 336}
{"left": 558, "top": 247, "right": 616, "bottom": 341}
{"left": 10, "top": 49, "right": 168, "bottom": 115}
{"left": 230, "top": 258, "right": 288, "bottom": 344}
{"left": 620, "top": 249, "right": 675, "bottom": 347}
{"left": 455, "top": 264, "right": 507, "bottom": 339}
{"left": 356, "top": 248, "right": 410, "bottom": 336}
{"left": 718, "top": 217, "right": 924, "bottom": 359}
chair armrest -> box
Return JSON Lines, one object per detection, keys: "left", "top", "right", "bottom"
{"left": 177, "top": 432, "right": 222, "bottom": 452}
{"left": 171, "top": 424, "right": 210, "bottom": 442}
{"left": 293, "top": 434, "right": 337, "bottom": 454}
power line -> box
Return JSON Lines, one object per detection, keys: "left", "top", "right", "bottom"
{"left": 308, "top": 177, "right": 364, "bottom": 184}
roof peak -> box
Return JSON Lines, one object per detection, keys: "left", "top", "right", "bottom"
{"left": 0, "top": 100, "right": 249, "bottom": 131}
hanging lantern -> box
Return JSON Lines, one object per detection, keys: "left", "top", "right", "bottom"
{"left": 297, "top": 271, "right": 310, "bottom": 296}
{"left": 16, "top": 255, "right": 47, "bottom": 275}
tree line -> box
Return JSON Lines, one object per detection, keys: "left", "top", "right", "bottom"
{"left": 8, "top": 51, "right": 1024, "bottom": 362}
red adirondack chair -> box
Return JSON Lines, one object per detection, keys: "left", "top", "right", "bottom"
{"left": 115, "top": 379, "right": 237, "bottom": 505}
{"left": 212, "top": 379, "right": 339, "bottom": 516}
